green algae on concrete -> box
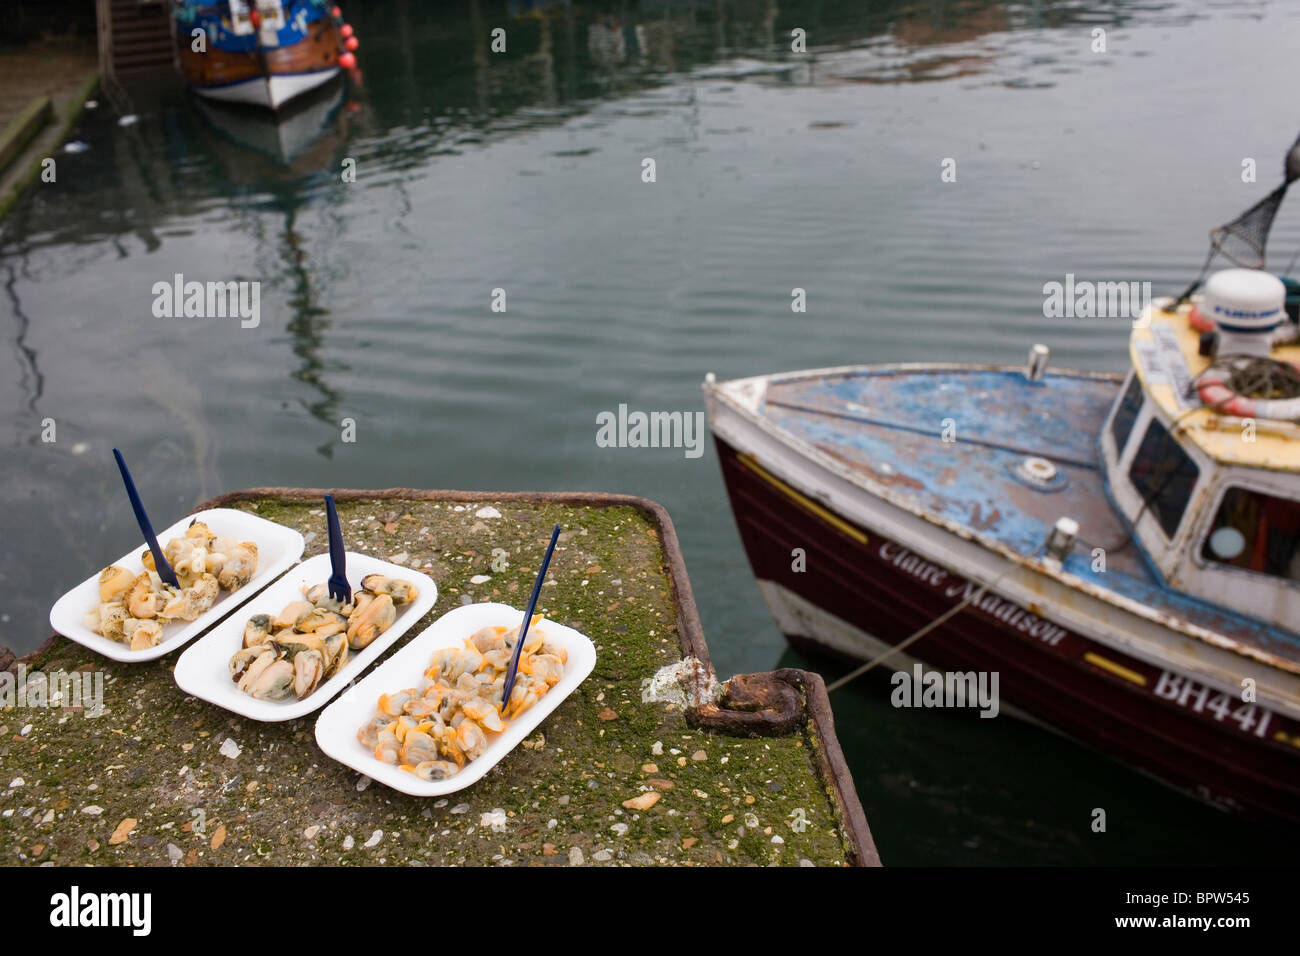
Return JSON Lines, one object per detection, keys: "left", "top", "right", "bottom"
{"left": 1, "top": 494, "right": 854, "bottom": 866}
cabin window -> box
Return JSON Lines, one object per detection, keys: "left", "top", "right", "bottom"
{"left": 1110, "top": 373, "right": 1143, "bottom": 453}
{"left": 1202, "top": 487, "right": 1300, "bottom": 583}
{"left": 1128, "top": 420, "right": 1199, "bottom": 538}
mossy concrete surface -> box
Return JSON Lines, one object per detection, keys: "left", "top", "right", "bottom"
{"left": 2, "top": 492, "right": 861, "bottom": 866}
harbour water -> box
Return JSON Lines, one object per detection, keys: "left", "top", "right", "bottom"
{"left": 4, "top": 0, "right": 1300, "bottom": 863}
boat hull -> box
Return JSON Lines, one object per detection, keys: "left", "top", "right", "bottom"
{"left": 176, "top": 2, "right": 342, "bottom": 111}
{"left": 713, "top": 433, "right": 1300, "bottom": 823}
{"left": 187, "top": 69, "right": 339, "bottom": 110}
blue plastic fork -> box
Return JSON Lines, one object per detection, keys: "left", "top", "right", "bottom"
{"left": 501, "top": 523, "right": 562, "bottom": 703}
{"left": 112, "top": 448, "right": 180, "bottom": 589}
{"left": 324, "top": 494, "right": 351, "bottom": 604}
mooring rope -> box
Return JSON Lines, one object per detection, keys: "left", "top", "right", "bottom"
{"left": 825, "top": 548, "right": 1039, "bottom": 693}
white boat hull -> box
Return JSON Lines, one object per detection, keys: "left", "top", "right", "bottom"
{"left": 192, "top": 68, "right": 339, "bottom": 111}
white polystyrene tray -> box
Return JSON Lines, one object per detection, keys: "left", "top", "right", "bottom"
{"left": 49, "top": 507, "right": 305, "bottom": 662}
{"left": 173, "top": 552, "right": 437, "bottom": 722}
{"left": 314, "top": 603, "right": 596, "bottom": 796}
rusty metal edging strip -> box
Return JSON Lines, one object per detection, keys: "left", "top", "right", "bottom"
{"left": 11, "top": 485, "right": 880, "bottom": 867}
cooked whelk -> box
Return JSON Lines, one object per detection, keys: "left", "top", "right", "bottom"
{"left": 213, "top": 539, "right": 257, "bottom": 591}
{"left": 123, "top": 618, "right": 163, "bottom": 651}
{"left": 160, "top": 572, "right": 219, "bottom": 622}
{"left": 98, "top": 565, "right": 135, "bottom": 604}
{"left": 86, "top": 523, "right": 259, "bottom": 650}
{"left": 126, "top": 573, "right": 162, "bottom": 619}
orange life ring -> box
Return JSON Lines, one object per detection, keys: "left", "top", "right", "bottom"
{"left": 1196, "top": 358, "right": 1300, "bottom": 420}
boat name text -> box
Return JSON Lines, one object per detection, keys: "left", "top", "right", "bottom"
{"left": 879, "top": 541, "right": 1068, "bottom": 646}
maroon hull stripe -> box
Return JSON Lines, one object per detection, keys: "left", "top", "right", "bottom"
{"left": 715, "top": 436, "right": 1300, "bottom": 822}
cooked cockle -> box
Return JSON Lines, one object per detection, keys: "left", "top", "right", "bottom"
{"left": 360, "top": 623, "right": 565, "bottom": 781}
{"left": 480, "top": 648, "right": 512, "bottom": 671}
{"left": 377, "top": 690, "right": 412, "bottom": 718}
{"left": 504, "top": 673, "right": 543, "bottom": 720}
{"left": 461, "top": 696, "right": 506, "bottom": 733}
{"left": 400, "top": 695, "right": 442, "bottom": 718}
{"left": 455, "top": 720, "right": 489, "bottom": 761}
{"left": 374, "top": 728, "right": 401, "bottom": 764}
{"left": 347, "top": 593, "right": 396, "bottom": 650}
{"left": 470, "top": 626, "right": 508, "bottom": 653}
{"left": 426, "top": 645, "right": 483, "bottom": 683}
{"left": 357, "top": 713, "right": 393, "bottom": 749}
{"left": 391, "top": 715, "right": 418, "bottom": 743}
{"left": 400, "top": 728, "right": 441, "bottom": 766}
{"left": 411, "top": 760, "right": 459, "bottom": 781}
{"left": 523, "top": 653, "right": 565, "bottom": 688}
{"left": 360, "top": 573, "right": 419, "bottom": 606}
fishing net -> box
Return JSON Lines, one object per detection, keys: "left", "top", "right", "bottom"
{"left": 1224, "top": 355, "right": 1300, "bottom": 401}
{"left": 1208, "top": 183, "right": 1290, "bottom": 269}
{"left": 1169, "top": 130, "right": 1300, "bottom": 307}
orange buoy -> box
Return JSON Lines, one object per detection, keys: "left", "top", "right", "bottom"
{"left": 345, "top": 36, "right": 359, "bottom": 51}
{"left": 339, "top": 51, "right": 356, "bottom": 69}
{"left": 332, "top": 6, "right": 341, "bottom": 16}
{"left": 341, "top": 24, "right": 354, "bottom": 37}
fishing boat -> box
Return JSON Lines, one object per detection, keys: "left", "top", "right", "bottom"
{"left": 173, "top": 1, "right": 354, "bottom": 110}
{"left": 704, "top": 137, "right": 1300, "bottom": 822}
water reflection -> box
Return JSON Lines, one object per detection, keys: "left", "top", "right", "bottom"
{"left": 192, "top": 82, "right": 357, "bottom": 454}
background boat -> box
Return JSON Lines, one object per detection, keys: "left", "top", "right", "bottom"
{"left": 174, "top": 0, "right": 343, "bottom": 110}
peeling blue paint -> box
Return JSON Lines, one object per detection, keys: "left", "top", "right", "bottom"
{"left": 761, "top": 368, "right": 1300, "bottom": 661}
